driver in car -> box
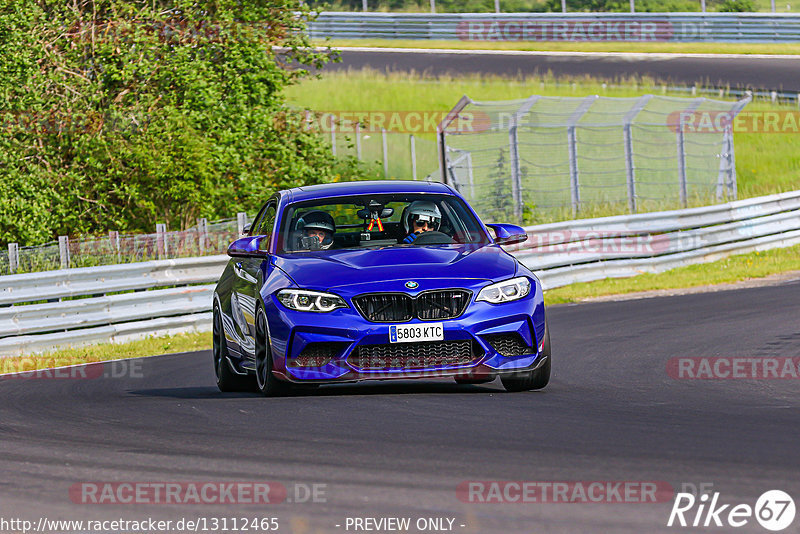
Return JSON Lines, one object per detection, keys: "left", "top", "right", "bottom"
{"left": 403, "top": 201, "right": 441, "bottom": 244}
{"left": 297, "top": 210, "right": 336, "bottom": 250}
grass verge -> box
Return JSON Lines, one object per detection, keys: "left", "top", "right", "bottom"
{"left": 319, "top": 39, "right": 800, "bottom": 56}
{"left": 543, "top": 243, "right": 800, "bottom": 304}
{"left": 0, "top": 331, "right": 211, "bottom": 373}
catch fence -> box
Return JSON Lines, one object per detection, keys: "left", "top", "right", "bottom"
{"left": 439, "top": 93, "right": 751, "bottom": 224}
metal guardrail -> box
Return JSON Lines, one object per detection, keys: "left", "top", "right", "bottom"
{"left": 511, "top": 190, "right": 800, "bottom": 288}
{"left": 0, "top": 256, "right": 227, "bottom": 357}
{"left": 309, "top": 12, "right": 800, "bottom": 43}
{"left": 0, "top": 190, "right": 798, "bottom": 356}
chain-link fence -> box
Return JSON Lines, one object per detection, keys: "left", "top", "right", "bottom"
{"left": 440, "top": 94, "right": 751, "bottom": 224}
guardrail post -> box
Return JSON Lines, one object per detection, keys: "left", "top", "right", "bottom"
{"left": 382, "top": 128, "right": 389, "bottom": 177}
{"left": 156, "top": 223, "right": 167, "bottom": 259}
{"left": 197, "top": 218, "right": 208, "bottom": 253}
{"left": 410, "top": 134, "right": 417, "bottom": 180}
{"left": 58, "top": 236, "right": 70, "bottom": 269}
{"left": 237, "top": 212, "right": 248, "bottom": 235}
{"left": 8, "top": 243, "right": 18, "bottom": 273}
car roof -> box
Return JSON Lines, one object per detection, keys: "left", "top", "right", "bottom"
{"left": 284, "top": 180, "right": 453, "bottom": 203}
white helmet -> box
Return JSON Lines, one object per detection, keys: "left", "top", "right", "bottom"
{"left": 403, "top": 201, "right": 441, "bottom": 233}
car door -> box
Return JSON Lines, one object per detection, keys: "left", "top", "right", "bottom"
{"left": 231, "top": 201, "right": 277, "bottom": 365}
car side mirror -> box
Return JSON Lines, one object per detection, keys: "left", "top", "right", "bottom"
{"left": 227, "top": 236, "right": 269, "bottom": 257}
{"left": 486, "top": 223, "right": 528, "bottom": 246}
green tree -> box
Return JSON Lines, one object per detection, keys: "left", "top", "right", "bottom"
{"left": 0, "top": 0, "right": 352, "bottom": 244}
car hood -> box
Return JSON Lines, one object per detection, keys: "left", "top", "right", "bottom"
{"left": 273, "top": 244, "right": 517, "bottom": 291}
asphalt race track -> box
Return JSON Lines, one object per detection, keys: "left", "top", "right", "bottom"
{"left": 2, "top": 280, "right": 799, "bottom": 533}
{"left": 326, "top": 48, "right": 800, "bottom": 92}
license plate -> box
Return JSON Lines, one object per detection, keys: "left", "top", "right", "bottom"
{"left": 389, "top": 323, "right": 444, "bottom": 343}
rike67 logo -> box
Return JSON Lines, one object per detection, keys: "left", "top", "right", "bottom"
{"left": 667, "top": 490, "right": 796, "bottom": 531}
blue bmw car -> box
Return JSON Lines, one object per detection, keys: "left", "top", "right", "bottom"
{"left": 213, "top": 180, "right": 550, "bottom": 395}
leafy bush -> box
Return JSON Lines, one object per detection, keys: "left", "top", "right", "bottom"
{"left": 0, "top": 1, "right": 358, "bottom": 245}
{"left": 718, "top": 0, "right": 756, "bottom": 11}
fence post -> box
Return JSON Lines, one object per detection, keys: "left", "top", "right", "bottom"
{"left": 355, "top": 123, "right": 362, "bottom": 160}
{"left": 109, "top": 231, "right": 121, "bottom": 263}
{"left": 58, "top": 236, "right": 70, "bottom": 269}
{"left": 623, "top": 95, "right": 652, "bottom": 214}
{"left": 506, "top": 96, "right": 539, "bottom": 224}
{"left": 676, "top": 125, "right": 688, "bottom": 208}
{"left": 566, "top": 96, "right": 597, "bottom": 217}
{"left": 8, "top": 243, "right": 18, "bottom": 273}
{"left": 197, "top": 218, "right": 208, "bottom": 253}
{"left": 237, "top": 212, "right": 248, "bottom": 235}
{"left": 330, "top": 117, "right": 337, "bottom": 157}
{"left": 156, "top": 223, "right": 167, "bottom": 259}
{"left": 410, "top": 134, "right": 417, "bottom": 180}
{"left": 508, "top": 114, "right": 523, "bottom": 224}
{"left": 676, "top": 98, "right": 705, "bottom": 208}
{"left": 382, "top": 128, "right": 389, "bottom": 178}
{"left": 718, "top": 94, "right": 750, "bottom": 201}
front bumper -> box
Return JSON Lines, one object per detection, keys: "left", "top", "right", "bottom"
{"left": 266, "top": 290, "right": 546, "bottom": 383}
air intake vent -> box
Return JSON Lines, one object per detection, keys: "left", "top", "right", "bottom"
{"left": 353, "top": 290, "right": 471, "bottom": 323}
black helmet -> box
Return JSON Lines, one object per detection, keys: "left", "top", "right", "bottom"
{"left": 296, "top": 210, "right": 335, "bottom": 249}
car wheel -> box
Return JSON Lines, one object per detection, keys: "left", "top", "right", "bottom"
{"left": 255, "top": 306, "right": 290, "bottom": 397}
{"left": 500, "top": 319, "right": 551, "bottom": 393}
{"left": 213, "top": 304, "right": 253, "bottom": 392}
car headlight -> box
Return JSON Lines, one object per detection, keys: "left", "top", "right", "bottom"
{"left": 476, "top": 277, "right": 532, "bottom": 304}
{"left": 277, "top": 289, "right": 348, "bottom": 312}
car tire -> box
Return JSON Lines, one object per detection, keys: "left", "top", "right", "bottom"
{"left": 213, "top": 304, "right": 253, "bottom": 392}
{"left": 255, "top": 306, "right": 290, "bottom": 397}
{"left": 500, "top": 319, "right": 551, "bottom": 393}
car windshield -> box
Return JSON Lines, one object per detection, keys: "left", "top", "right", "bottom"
{"left": 278, "top": 193, "right": 489, "bottom": 253}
